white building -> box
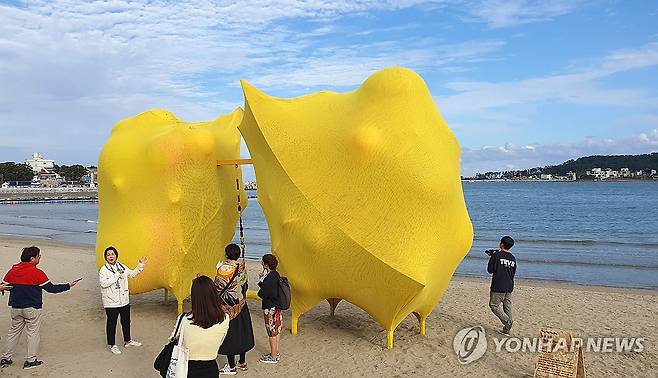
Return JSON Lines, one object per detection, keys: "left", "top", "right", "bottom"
{"left": 540, "top": 174, "right": 553, "bottom": 180}
{"left": 620, "top": 168, "right": 631, "bottom": 177}
{"left": 25, "top": 153, "right": 54, "bottom": 173}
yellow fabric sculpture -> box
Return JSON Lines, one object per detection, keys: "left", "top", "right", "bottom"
{"left": 96, "top": 109, "right": 246, "bottom": 312}
{"left": 239, "top": 67, "right": 473, "bottom": 348}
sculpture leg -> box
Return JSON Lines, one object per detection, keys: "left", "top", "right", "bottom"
{"left": 326, "top": 298, "right": 342, "bottom": 317}
{"left": 291, "top": 315, "right": 299, "bottom": 336}
{"left": 177, "top": 300, "right": 183, "bottom": 314}
{"left": 412, "top": 312, "right": 426, "bottom": 336}
{"left": 387, "top": 330, "right": 394, "bottom": 349}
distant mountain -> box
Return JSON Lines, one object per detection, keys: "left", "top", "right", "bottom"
{"left": 541, "top": 153, "right": 658, "bottom": 176}
{"left": 479, "top": 152, "right": 658, "bottom": 179}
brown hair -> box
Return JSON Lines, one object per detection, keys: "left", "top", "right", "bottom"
{"left": 262, "top": 253, "right": 278, "bottom": 270}
{"left": 190, "top": 276, "right": 225, "bottom": 329}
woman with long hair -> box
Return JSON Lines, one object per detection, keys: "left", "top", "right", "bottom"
{"left": 169, "top": 276, "right": 229, "bottom": 377}
{"left": 216, "top": 244, "right": 255, "bottom": 375}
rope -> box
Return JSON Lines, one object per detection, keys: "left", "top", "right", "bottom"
{"left": 235, "top": 164, "right": 246, "bottom": 259}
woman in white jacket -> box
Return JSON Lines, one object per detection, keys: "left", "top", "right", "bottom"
{"left": 99, "top": 246, "right": 147, "bottom": 355}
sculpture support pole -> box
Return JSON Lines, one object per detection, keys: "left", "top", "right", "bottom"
{"left": 413, "top": 312, "right": 426, "bottom": 336}
{"left": 291, "top": 309, "right": 299, "bottom": 336}
{"left": 291, "top": 317, "right": 298, "bottom": 336}
{"left": 177, "top": 300, "right": 183, "bottom": 314}
{"left": 163, "top": 288, "right": 169, "bottom": 304}
{"left": 387, "top": 330, "right": 394, "bottom": 349}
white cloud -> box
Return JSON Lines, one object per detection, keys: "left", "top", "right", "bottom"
{"left": 438, "top": 42, "right": 658, "bottom": 117}
{"left": 466, "top": 0, "right": 581, "bottom": 28}
{"left": 246, "top": 39, "right": 505, "bottom": 89}
{"left": 462, "top": 129, "right": 658, "bottom": 175}
{"left": 1, "top": 0, "right": 475, "bottom": 164}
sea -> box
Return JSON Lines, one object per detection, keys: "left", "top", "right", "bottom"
{"left": 1, "top": 182, "right": 657, "bottom": 289}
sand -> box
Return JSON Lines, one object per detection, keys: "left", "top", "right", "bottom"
{"left": 0, "top": 236, "right": 655, "bottom": 377}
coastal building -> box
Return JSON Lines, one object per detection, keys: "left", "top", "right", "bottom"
{"left": 80, "top": 168, "right": 98, "bottom": 188}
{"left": 25, "top": 152, "right": 55, "bottom": 173}
{"left": 540, "top": 174, "right": 553, "bottom": 180}
{"left": 36, "top": 169, "right": 64, "bottom": 187}
{"left": 620, "top": 168, "right": 631, "bottom": 177}
{"left": 567, "top": 171, "right": 577, "bottom": 181}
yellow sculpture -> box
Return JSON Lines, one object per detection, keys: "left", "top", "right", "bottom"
{"left": 239, "top": 67, "right": 473, "bottom": 348}
{"left": 96, "top": 109, "right": 246, "bottom": 312}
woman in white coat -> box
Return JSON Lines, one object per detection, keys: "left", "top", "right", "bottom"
{"left": 99, "top": 246, "right": 147, "bottom": 355}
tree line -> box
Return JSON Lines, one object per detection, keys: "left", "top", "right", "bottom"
{"left": 476, "top": 152, "right": 658, "bottom": 179}
{"left": 0, "top": 162, "right": 95, "bottom": 182}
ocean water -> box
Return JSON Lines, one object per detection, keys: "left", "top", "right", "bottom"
{"left": 0, "top": 182, "right": 656, "bottom": 289}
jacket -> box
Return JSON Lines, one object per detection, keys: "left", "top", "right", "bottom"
{"left": 487, "top": 250, "right": 516, "bottom": 293}
{"left": 3, "top": 262, "right": 70, "bottom": 309}
{"left": 99, "top": 262, "right": 144, "bottom": 308}
{"left": 257, "top": 270, "right": 280, "bottom": 310}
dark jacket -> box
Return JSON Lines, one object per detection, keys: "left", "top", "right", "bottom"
{"left": 257, "top": 270, "right": 280, "bottom": 310}
{"left": 487, "top": 250, "right": 516, "bottom": 293}
{"left": 3, "top": 262, "right": 70, "bottom": 309}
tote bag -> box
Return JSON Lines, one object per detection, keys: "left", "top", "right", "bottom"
{"left": 154, "top": 313, "right": 186, "bottom": 377}
{"left": 166, "top": 317, "right": 189, "bottom": 378}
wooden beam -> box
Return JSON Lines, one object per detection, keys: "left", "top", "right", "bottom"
{"left": 217, "top": 159, "right": 253, "bottom": 166}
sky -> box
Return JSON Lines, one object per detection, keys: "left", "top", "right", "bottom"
{"left": 1, "top": 0, "right": 658, "bottom": 179}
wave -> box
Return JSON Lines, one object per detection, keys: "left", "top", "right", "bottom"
{"left": 16, "top": 215, "right": 100, "bottom": 224}
{"left": 474, "top": 237, "right": 658, "bottom": 249}
{"left": 463, "top": 254, "right": 658, "bottom": 270}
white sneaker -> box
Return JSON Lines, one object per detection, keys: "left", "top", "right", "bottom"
{"left": 109, "top": 345, "right": 121, "bottom": 355}
{"left": 219, "top": 363, "right": 237, "bottom": 375}
{"left": 124, "top": 340, "right": 142, "bottom": 347}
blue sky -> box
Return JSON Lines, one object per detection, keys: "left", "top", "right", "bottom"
{"left": 1, "top": 0, "right": 657, "bottom": 178}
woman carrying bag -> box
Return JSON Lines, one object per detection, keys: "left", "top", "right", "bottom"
{"left": 168, "top": 276, "right": 229, "bottom": 377}
{"left": 215, "top": 244, "right": 255, "bottom": 375}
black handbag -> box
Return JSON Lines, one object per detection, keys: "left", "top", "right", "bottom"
{"left": 154, "top": 312, "right": 187, "bottom": 377}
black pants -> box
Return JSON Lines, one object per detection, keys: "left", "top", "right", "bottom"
{"left": 227, "top": 353, "right": 246, "bottom": 368}
{"left": 105, "top": 304, "right": 131, "bottom": 345}
{"left": 188, "top": 360, "right": 219, "bottom": 377}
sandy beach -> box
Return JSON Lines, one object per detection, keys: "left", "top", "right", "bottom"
{"left": 0, "top": 236, "right": 655, "bottom": 377}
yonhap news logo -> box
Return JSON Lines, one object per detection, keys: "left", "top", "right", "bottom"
{"left": 453, "top": 326, "right": 487, "bottom": 364}
{"left": 453, "top": 325, "right": 646, "bottom": 364}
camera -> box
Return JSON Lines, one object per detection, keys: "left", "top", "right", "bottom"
{"left": 484, "top": 249, "right": 499, "bottom": 256}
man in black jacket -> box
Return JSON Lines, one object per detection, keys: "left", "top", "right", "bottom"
{"left": 487, "top": 236, "right": 516, "bottom": 334}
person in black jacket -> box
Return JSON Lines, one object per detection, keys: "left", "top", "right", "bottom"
{"left": 487, "top": 236, "right": 516, "bottom": 335}
{"left": 257, "top": 254, "right": 282, "bottom": 364}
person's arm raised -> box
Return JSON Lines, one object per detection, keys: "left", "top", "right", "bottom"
{"left": 126, "top": 256, "right": 147, "bottom": 278}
